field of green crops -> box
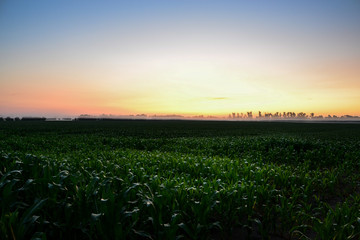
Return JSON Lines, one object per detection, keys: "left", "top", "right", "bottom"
{"left": 1, "top": 120, "right": 360, "bottom": 240}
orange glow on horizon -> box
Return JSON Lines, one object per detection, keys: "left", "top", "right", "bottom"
{"left": 1, "top": 62, "right": 360, "bottom": 118}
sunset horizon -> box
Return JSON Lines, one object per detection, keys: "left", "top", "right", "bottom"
{"left": 1, "top": 1, "right": 360, "bottom": 118}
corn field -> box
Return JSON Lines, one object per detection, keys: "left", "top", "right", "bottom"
{"left": 1, "top": 120, "right": 360, "bottom": 239}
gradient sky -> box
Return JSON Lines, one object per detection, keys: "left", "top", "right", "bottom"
{"left": 1, "top": 0, "right": 360, "bottom": 117}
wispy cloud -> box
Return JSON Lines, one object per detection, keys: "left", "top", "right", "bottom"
{"left": 209, "top": 97, "right": 228, "bottom": 100}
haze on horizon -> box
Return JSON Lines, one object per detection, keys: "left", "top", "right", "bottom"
{"left": 1, "top": 0, "right": 360, "bottom": 118}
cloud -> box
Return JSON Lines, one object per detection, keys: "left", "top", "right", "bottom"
{"left": 209, "top": 97, "right": 228, "bottom": 100}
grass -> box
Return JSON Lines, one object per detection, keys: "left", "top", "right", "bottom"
{"left": 0, "top": 120, "right": 360, "bottom": 239}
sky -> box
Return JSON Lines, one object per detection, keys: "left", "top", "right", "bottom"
{"left": 1, "top": 0, "right": 360, "bottom": 117}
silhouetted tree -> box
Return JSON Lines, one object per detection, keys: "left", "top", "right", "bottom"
{"left": 297, "top": 112, "right": 306, "bottom": 118}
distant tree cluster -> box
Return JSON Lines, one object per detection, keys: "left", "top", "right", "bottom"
{"left": 0, "top": 117, "right": 47, "bottom": 121}
{"left": 228, "top": 112, "right": 254, "bottom": 119}
{"left": 227, "top": 111, "right": 360, "bottom": 120}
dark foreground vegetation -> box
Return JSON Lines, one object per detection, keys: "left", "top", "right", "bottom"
{"left": 1, "top": 120, "right": 360, "bottom": 239}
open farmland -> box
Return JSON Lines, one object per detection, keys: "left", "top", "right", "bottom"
{"left": 1, "top": 120, "right": 360, "bottom": 239}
